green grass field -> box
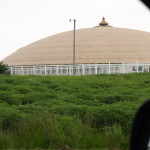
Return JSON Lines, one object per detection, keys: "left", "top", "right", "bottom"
{"left": 0, "top": 73, "right": 150, "bottom": 149}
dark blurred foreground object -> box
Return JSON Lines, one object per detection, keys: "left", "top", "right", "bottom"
{"left": 130, "top": 1, "right": 150, "bottom": 149}
{"left": 130, "top": 100, "right": 150, "bottom": 150}
{"left": 140, "top": 0, "right": 150, "bottom": 9}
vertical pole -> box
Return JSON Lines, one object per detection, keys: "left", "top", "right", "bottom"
{"left": 136, "top": 62, "right": 139, "bottom": 73}
{"left": 10, "top": 67, "right": 13, "bottom": 75}
{"left": 95, "top": 63, "right": 98, "bottom": 75}
{"left": 82, "top": 64, "right": 85, "bottom": 75}
{"left": 70, "top": 19, "right": 76, "bottom": 75}
{"left": 69, "top": 65, "right": 71, "bottom": 76}
{"left": 15, "top": 67, "right": 16, "bottom": 75}
{"left": 67, "top": 66, "right": 68, "bottom": 75}
{"left": 21, "top": 66, "right": 23, "bottom": 75}
{"left": 45, "top": 65, "right": 47, "bottom": 75}
{"left": 73, "top": 19, "right": 76, "bottom": 76}
{"left": 33, "top": 66, "right": 35, "bottom": 75}
{"left": 56, "top": 65, "right": 59, "bottom": 75}
{"left": 122, "top": 62, "right": 125, "bottom": 74}
{"left": 109, "top": 62, "right": 111, "bottom": 74}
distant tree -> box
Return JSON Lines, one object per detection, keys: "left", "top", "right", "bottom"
{"left": 0, "top": 61, "right": 10, "bottom": 74}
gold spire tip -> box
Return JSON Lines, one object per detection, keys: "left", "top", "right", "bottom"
{"left": 99, "top": 16, "right": 108, "bottom": 26}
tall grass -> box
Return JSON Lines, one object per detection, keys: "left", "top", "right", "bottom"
{"left": 0, "top": 130, "right": 13, "bottom": 149}
{"left": 0, "top": 115, "right": 129, "bottom": 149}
{"left": 0, "top": 73, "right": 150, "bottom": 149}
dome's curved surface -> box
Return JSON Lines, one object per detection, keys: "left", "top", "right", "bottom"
{"left": 3, "top": 26, "right": 150, "bottom": 66}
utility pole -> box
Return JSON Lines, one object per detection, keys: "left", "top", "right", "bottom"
{"left": 70, "top": 19, "right": 76, "bottom": 75}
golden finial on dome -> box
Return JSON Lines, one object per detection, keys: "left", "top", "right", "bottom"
{"left": 99, "top": 16, "right": 108, "bottom": 26}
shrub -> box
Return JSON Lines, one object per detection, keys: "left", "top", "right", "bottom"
{"left": 0, "top": 61, "right": 10, "bottom": 74}
{"left": 0, "top": 91, "right": 13, "bottom": 105}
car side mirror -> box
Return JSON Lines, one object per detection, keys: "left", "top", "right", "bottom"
{"left": 130, "top": 100, "right": 150, "bottom": 150}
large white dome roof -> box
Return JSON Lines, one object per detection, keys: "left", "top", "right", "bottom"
{"left": 3, "top": 18, "right": 150, "bottom": 66}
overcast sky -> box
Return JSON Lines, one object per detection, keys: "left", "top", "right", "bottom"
{"left": 0, "top": 0, "right": 150, "bottom": 60}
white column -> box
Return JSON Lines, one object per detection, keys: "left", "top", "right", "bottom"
{"left": 40, "top": 67, "right": 42, "bottom": 75}
{"left": 122, "top": 62, "right": 125, "bottom": 74}
{"left": 82, "top": 64, "right": 85, "bottom": 75}
{"left": 33, "top": 66, "right": 35, "bottom": 75}
{"left": 95, "top": 64, "right": 98, "bottom": 75}
{"left": 15, "top": 67, "right": 16, "bottom": 75}
{"left": 68, "top": 65, "right": 71, "bottom": 76}
{"left": 21, "top": 66, "right": 23, "bottom": 75}
{"left": 109, "top": 62, "right": 111, "bottom": 74}
{"left": 66, "top": 66, "right": 68, "bottom": 75}
{"left": 56, "top": 65, "right": 59, "bottom": 75}
{"left": 10, "top": 67, "right": 13, "bottom": 75}
{"left": 45, "top": 66, "right": 47, "bottom": 75}
{"left": 89, "top": 66, "right": 91, "bottom": 75}
{"left": 136, "top": 62, "right": 139, "bottom": 73}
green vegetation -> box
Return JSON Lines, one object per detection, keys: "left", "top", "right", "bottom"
{"left": 0, "top": 61, "right": 10, "bottom": 74}
{"left": 0, "top": 73, "right": 150, "bottom": 149}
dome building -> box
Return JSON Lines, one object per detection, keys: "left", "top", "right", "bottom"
{"left": 3, "top": 17, "right": 150, "bottom": 75}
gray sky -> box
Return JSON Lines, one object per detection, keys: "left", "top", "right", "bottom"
{"left": 0, "top": 0, "right": 150, "bottom": 60}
